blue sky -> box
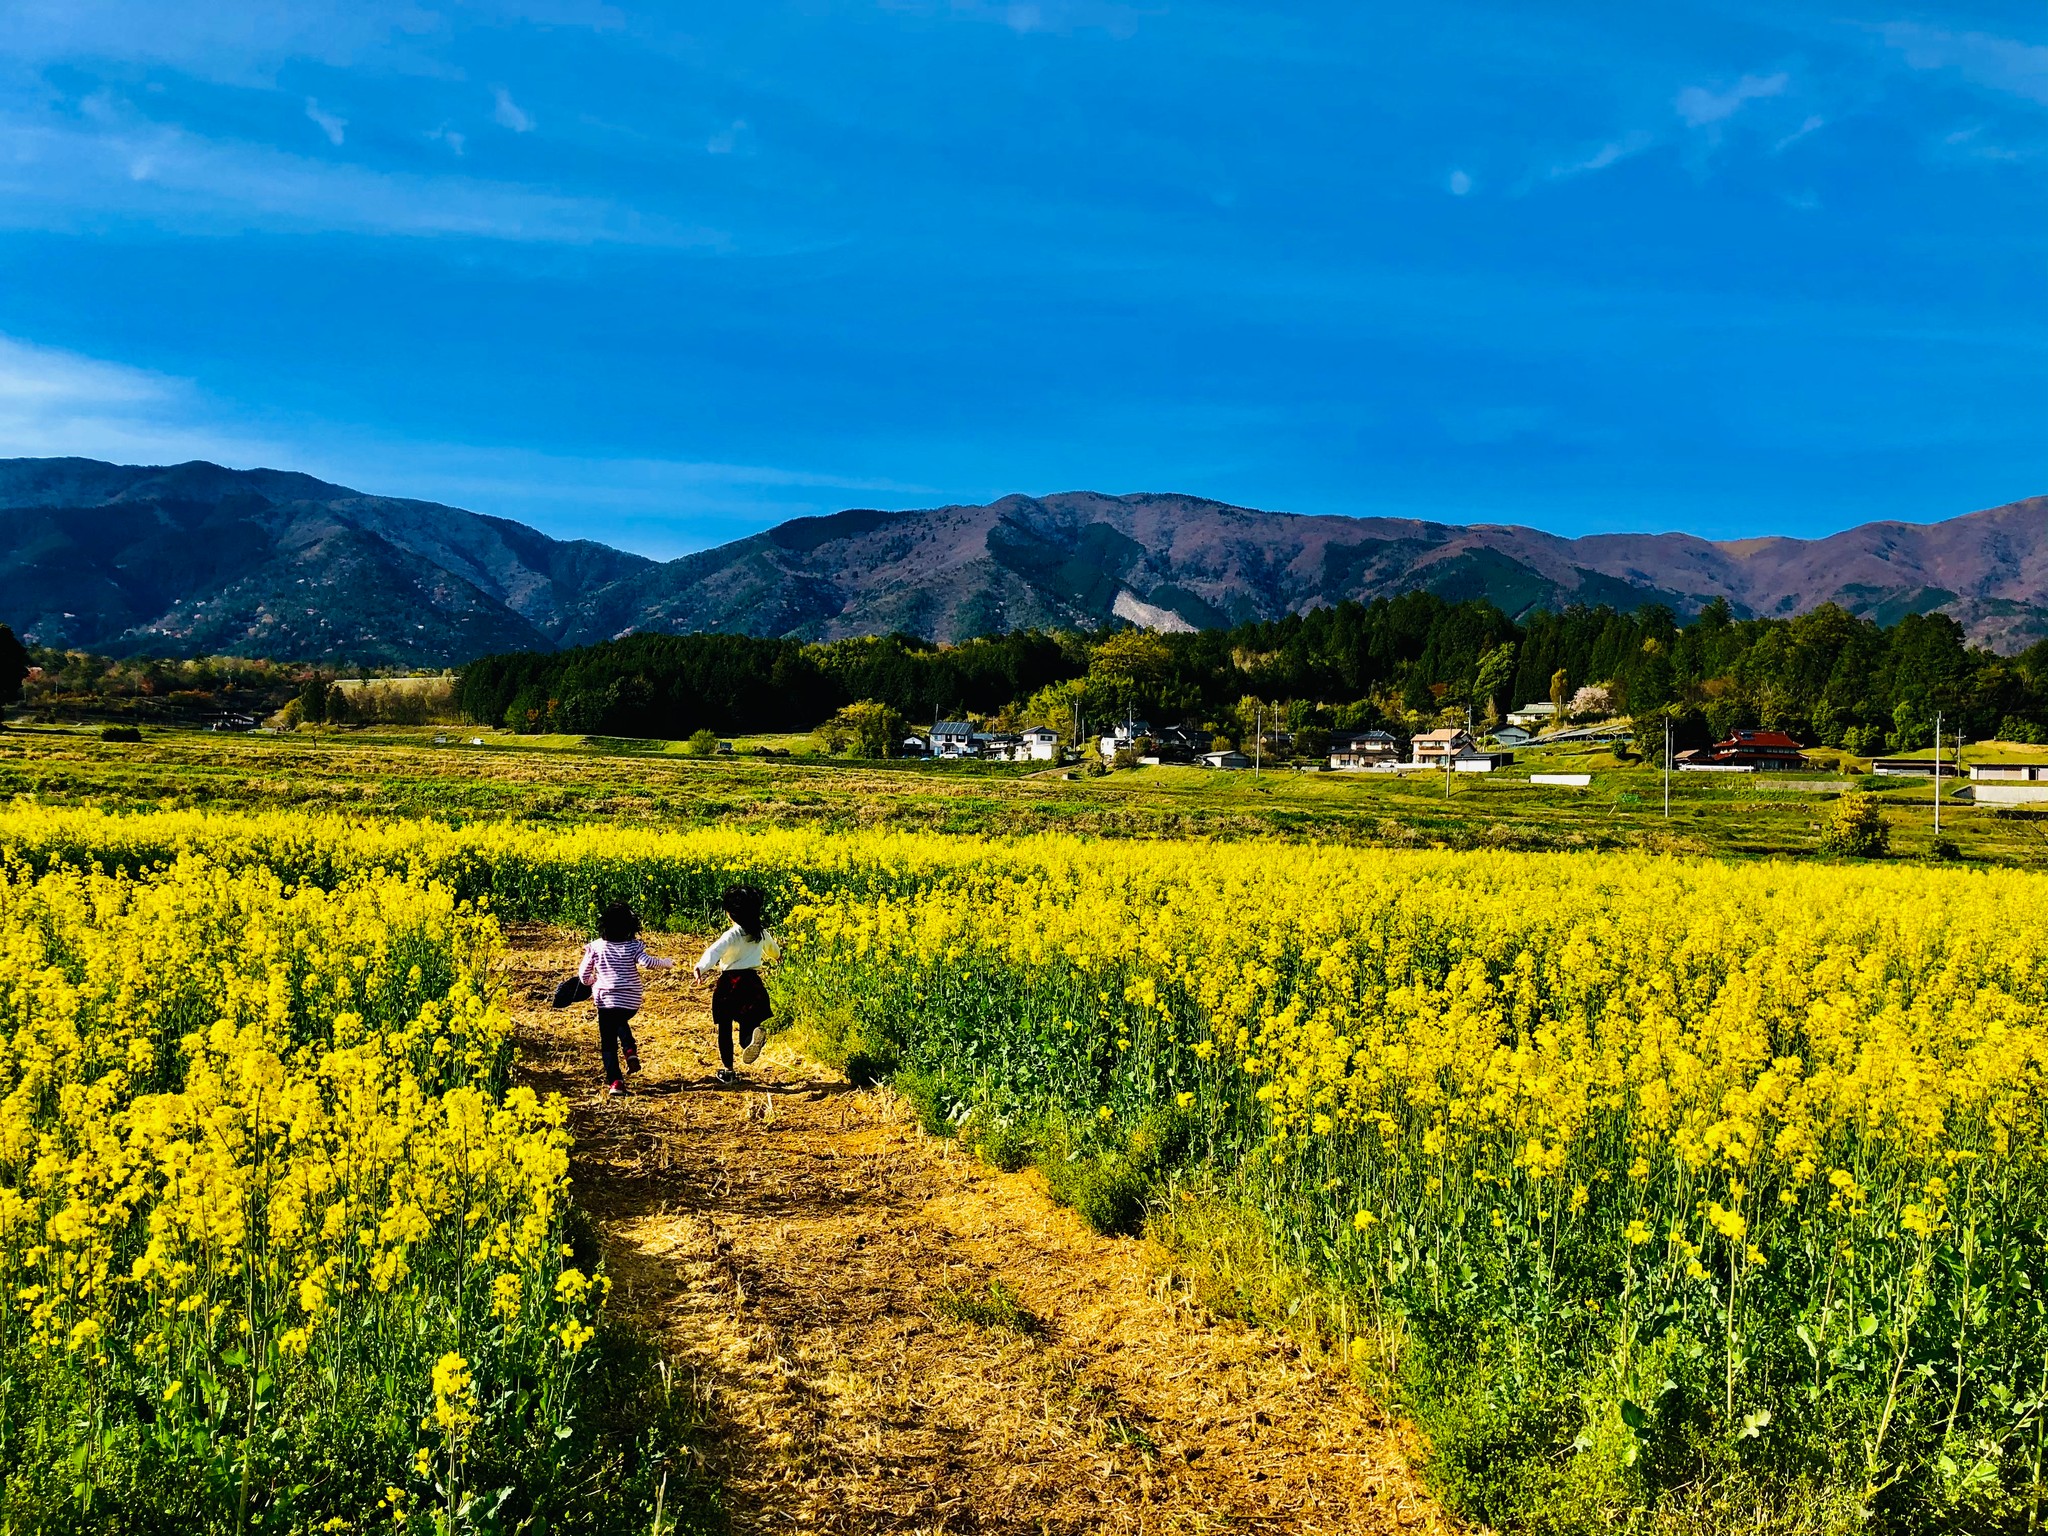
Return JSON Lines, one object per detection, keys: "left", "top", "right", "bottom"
{"left": 0, "top": 2, "right": 2040, "bottom": 556}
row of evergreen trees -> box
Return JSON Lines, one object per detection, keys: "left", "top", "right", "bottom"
{"left": 455, "top": 597, "right": 2048, "bottom": 754}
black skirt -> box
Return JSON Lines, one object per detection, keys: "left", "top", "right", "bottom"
{"left": 711, "top": 969, "right": 773, "bottom": 1030}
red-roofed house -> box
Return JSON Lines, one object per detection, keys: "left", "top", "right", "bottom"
{"left": 1686, "top": 729, "right": 1808, "bottom": 772}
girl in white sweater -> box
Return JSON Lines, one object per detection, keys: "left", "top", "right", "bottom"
{"left": 693, "top": 884, "right": 779, "bottom": 1085}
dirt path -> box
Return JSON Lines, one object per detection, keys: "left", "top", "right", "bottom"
{"left": 503, "top": 927, "right": 1448, "bottom": 1535}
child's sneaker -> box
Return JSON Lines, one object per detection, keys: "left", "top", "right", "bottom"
{"left": 607, "top": 1079, "right": 628, "bottom": 1097}
{"left": 624, "top": 1049, "right": 641, "bottom": 1075}
{"left": 715, "top": 1068, "right": 740, "bottom": 1086}
{"left": 741, "top": 1026, "right": 766, "bottom": 1065}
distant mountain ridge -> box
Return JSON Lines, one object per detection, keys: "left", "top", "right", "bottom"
{"left": 2, "top": 457, "right": 2043, "bottom": 664}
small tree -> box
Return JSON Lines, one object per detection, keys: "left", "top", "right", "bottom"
{"left": 296, "top": 677, "right": 329, "bottom": 725}
{"left": 1569, "top": 683, "right": 1613, "bottom": 720}
{"left": 1820, "top": 789, "right": 1890, "bottom": 858}
{"left": 683, "top": 728, "right": 720, "bottom": 758}
{"left": 813, "top": 700, "right": 904, "bottom": 759}
{"left": 1549, "top": 667, "right": 1569, "bottom": 720}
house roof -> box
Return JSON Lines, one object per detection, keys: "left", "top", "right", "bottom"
{"left": 1020, "top": 725, "right": 1059, "bottom": 737}
{"left": 1414, "top": 728, "right": 1468, "bottom": 743}
{"left": 1717, "top": 729, "right": 1804, "bottom": 751}
{"left": 932, "top": 720, "right": 972, "bottom": 733}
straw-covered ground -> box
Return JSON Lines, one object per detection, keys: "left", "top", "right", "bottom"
{"left": 503, "top": 926, "right": 1448, "bottom": 1535}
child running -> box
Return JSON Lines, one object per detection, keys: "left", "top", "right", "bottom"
{"left": 578, "top": 901, "right": 676, "bottom": 1097}
{"left": 693, "top": 884, "right": 779, "bottom": 1085}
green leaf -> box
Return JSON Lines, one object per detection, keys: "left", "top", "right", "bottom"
{"left": 1619, "top": 1398, "right": 1650, "bottom": 1433}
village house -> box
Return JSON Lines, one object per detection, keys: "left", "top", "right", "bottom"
{"left": 1411, "top": 727, "right": 1474, "bottom": 764}
{"left": 929, "top": 721, "right": 977, "bottom": 758}
{"left": 1454, "top": 749, "right": 1515, "bottom": 773}
{"left": 1199, "top": 748, "right": 1251, "bottom": 770}
{"left": 1490, "top": 724, "right": 1535, "bottom": 748}
{"left": 1098, "top": 718, "right": 1153, "bottom": 759}
{"left": 1018, "top": 726, "right": 1061, "bottom": 761}
{"left": 1506, "top": 702, "right": 1558, "bottom": 730}
{"left": 1328, "top": 729, "right": 1401, "bottom": 770}
{"left": 1677, "top": 728, "right": 1807, "bottom": 772}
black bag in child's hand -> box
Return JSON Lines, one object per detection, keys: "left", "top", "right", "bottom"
{"left": 551, "top": 975, "right": 592, "bottom": 1009}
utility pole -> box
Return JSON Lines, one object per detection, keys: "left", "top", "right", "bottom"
{"left": 1253, "top": 704, "right": 1262, "bottom": 782}
{"left": 1664, "top": 714, "right": 1672, "bottom": 819}
{"left": 1934, "top": 711, "right": 1942, "bottom": 837}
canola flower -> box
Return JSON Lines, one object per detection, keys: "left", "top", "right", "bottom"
{"left": 3, "top": 806, "right": 2045, "bottom": 1526}
{"left": 0, "top": 850, "right": 597, "bottom": 1531}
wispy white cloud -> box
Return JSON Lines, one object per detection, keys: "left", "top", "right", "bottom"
{"left": 1940, "top": 123, "right": 2030, "bottom": 163}
{"left": 0, "top": 332, "right": 281, "bottom": 465}
{"left": 0, "top": 329, "right": 932, "bottom": 557}
{"left": 1546, "top": 130, "right": 1652, "bottom": 181}
{"left": 705, "top": 118, "right": 749, "bottom": 155}
{"left": 1877, "top": 23, "right": 2048, "bottom": 106}
{"left": 1673, "top": 72, "right": 1787, "bottom": 129}
{"left": 304, "top": 97, "right": 346, "bottom": 146}
{"left": 0, "top": 110, "right": 719, "bottom": 245}
{"left": 492, "top": 85, "right": 534, "bottom": 133}
{"left": 1446, "top": 169, "right": 1471, "bottom": 196}
{"left": 426, "top": 124, "right": 465, "bottom": 156}
{"left": 878, "top": 0, "right": 1146, "bottom": 40}
{"left": 1772, "top": 114, "right": 1824, "bottom": 153}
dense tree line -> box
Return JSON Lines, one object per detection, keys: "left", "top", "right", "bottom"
{"left": 455, "top": 630, "right": 1078, "bottom": 739}
{"left": 458, "top": 597, "right": 2048, "bottom": 753}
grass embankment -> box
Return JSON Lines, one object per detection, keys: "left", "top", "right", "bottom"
{"left": 2, "top": 723, "right": 2041, "bottom": 864}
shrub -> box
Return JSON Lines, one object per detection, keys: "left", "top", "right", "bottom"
{"left": 976, "top": 1117, "right": 1037, "bottom": 1173}
{"left": 1819, "top": 789, "right": 1890, "bottom": 857}
{"left": 1045, "top": 1152, "right": 1147, "bottom": 1235}
{"left": 682, "top": 728, "right": 720, "bottom": 757}
{"left": 892, "top": 1068, "right": 964, "bottom": 1139}
{"left": 98, "top": 724, "right": 141, "bottom": 743}
{"left": 927, "top": 1278, "right": 1040, "bottom": 1335}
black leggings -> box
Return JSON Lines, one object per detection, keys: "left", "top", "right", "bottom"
{"left": 597, "top": 1007, "right": 639, "bottom": 1083}
{"left": 716, "top": 1013, "right": 762, "bottom": 1073}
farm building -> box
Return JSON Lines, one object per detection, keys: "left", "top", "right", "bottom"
{"left": 1969, "top": 763, "right": 2048, "bottom": 805}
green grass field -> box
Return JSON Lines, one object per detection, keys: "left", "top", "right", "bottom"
{"left": 4, "top": 721, "right": 2040, "bottom": 866}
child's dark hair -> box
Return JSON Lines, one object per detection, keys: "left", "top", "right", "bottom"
{"left": 598, "top": 901, "right": 641, "bottom": 943}
{"left": 721, "top": 884, "right": 766, "bottom": 943}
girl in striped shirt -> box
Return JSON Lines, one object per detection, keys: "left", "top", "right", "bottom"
{"left": 579, "top": 901, "right": 676, "bottom": 1096}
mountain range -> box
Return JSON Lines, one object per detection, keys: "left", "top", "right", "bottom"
{"left": 3, "top": 456, "right": 2043, "bottom": 665}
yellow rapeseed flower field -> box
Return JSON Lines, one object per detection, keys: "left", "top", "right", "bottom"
{"left": 0, "top": 845, "right": 604, "bottom": 1531}
{"left": 2, "top": 805, "right": 2042, "bottom": 1530}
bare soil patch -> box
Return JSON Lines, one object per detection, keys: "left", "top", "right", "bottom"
{"left": 502, "top": 926, "right": 1448, "bottom": 1535}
